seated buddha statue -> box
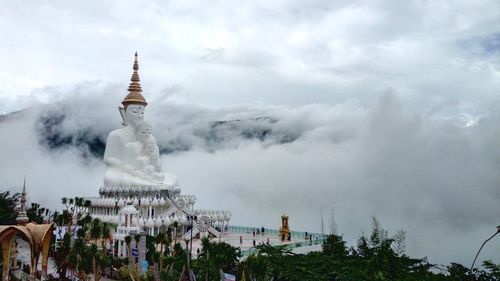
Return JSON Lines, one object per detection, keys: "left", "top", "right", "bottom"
{"left": 103, "top": 53, "right": 178, "bottom": 189}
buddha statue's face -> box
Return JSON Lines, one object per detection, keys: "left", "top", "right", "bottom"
{"left": 125, "top": 104, "right": 145, "bottom": 128}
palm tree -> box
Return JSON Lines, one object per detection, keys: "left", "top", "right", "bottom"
{"left": 156, "top": 231, "right": 167, "bottom": 276}
{"left": 90, "top": 218, "right": 102, "bottom": 244}
{"left": 89, "top": 244, "right": 100, "bottom": 281}
{"left": 165, "top": 227, "right": 173, "bottom": 256}
{"left": 125, "top": 235, "right": 133, "bottom": 267}
{"left": 61, "top": 197, "right": 68, "bottom": 208}
{"left": 0, "top": 191, "right": 19, "bottom": 224}
{"left": 134, "top": 234, "right": 141, "bottom": 264}
{"left": 245, "top": 254, "right": 271, "bottom": 281}
{"left": 83, "top": 199, "right": 92, "bottom": 209}
{"left": 101, "top": 222, "right": 110, "bottom": 249}
{"left": 79, "top": 214, "right": 92, "bottom": 232}
{"left": 90, "top": 218, "right": 104, "bottom": 281}
{"left": 74, "top": 197, "right": 83, "bottom": 207}
{"left": 172, "top": 221, "right": 179, "bottom": 245}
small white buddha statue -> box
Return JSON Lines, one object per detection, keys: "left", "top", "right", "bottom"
{"left": 124, "top": 121, "right": 165, "bottom": 184}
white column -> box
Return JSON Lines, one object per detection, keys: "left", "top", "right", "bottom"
{"left": 121, "top": 241, "right": 125, "bottom": 257}
{"left": 117, "top": 240, "right": 121, "bottom": 258}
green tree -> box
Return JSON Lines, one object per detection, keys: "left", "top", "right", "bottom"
{"left": 245, "top": 254, "right": 271, "bottom": 281}
{"left": 155, "top": 230, "right": 168, "bottom": 278}
{"left": 172, "top": 221, "right": 179, "bottom": 245}
{"left": 51, "top": 197, "right": 105, "bottom": 280}
{"left": 101, "top": 222, "right": 111, "bottom": 248}
{"left": 67, "top": 227, "right": 92, "bottom": 280}
{"left": 27, "top": 202, "right": 48, "bottom": 223}
{"left": 125, "top": 235, "right": 133, "bottom": 267}
{"left": 322, "top": 234, "right": 348, "bottom": 261}
{"left": 191, "top": 236, "right": 241, "bottom": 280}
{"left": 482, "top": 260, "right": 500, "bottom": 280}
{"left": 244, "top": 244, "right": 291, "bottom": 281}
{"left": 161, "top": 242, "right": 187, "bottom": 281}
{"left": 87, "top": 218, "right": 111, "bottom": 281}
{"left": 0, "top": 191, "right": 19, "bottom": 225}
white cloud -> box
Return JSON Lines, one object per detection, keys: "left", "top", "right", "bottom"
{"left": 1, "top": 0, "right": 499, "bottom": 111}
{"left": 1, "top": 87, "right": 500, "bottom": 265}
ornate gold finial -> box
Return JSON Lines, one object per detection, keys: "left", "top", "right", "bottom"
{"left": 122, "top": 52, "right": 148, "bottom": 108}
{"left": 16, "top": 176, "right": 29, "bottom": 225}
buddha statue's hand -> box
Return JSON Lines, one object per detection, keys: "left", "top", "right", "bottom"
{"left": 122, "top": 164, "right": 135, "bottom": 173}
{"left": 103, "top": 157, "right": 122, "bottom": 168}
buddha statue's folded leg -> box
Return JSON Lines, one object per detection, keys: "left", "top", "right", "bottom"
{"left": 104, "top": 168, "right": 127, "bottom": 187}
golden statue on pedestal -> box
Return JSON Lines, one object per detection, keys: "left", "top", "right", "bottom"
{"left": 279, "top": 214, "right": 291, "bottom": 241}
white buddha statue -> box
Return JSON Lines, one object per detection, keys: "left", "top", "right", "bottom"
{"left": 103, "top": 53, "right": 178, "bottom": 188}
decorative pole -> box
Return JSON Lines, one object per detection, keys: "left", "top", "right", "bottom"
{"left": 16, "top": 177, "right": 29, "bottom": 225}
{"left": 470, "top": 225, "right": 500, "bottom": 272}
{"left": 187, "top": 215, "right": 197, "bottom": 261}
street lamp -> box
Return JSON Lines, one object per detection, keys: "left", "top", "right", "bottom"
{"left": 185, "top": 214, "right": 197, "bottom": 281}
{"left": 114, "top": 198, "right": 119, "bottom": 215}
{"left": 470, "top": 225, "right": 500, "bottom": 272}
{"left": 186, "top": 215, "right": 197, "bottom": 260}
{"left": 217, "top": 211, "right": 224, "bottom": 242}
{"left": 184, "top": 239, "right": 192, "bottom": 281}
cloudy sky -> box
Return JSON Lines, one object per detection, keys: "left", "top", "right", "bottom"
{"left": 1, "top": 0, "right": 500, "bottom": 266}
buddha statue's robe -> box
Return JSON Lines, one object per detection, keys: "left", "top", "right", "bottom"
{"left": 103, "top": 124, "right": 178, "bottom": 188}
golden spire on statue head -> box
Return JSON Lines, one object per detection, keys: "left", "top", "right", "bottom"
{"left": 122, "top": 52, "right": 148, "bottom": 108}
